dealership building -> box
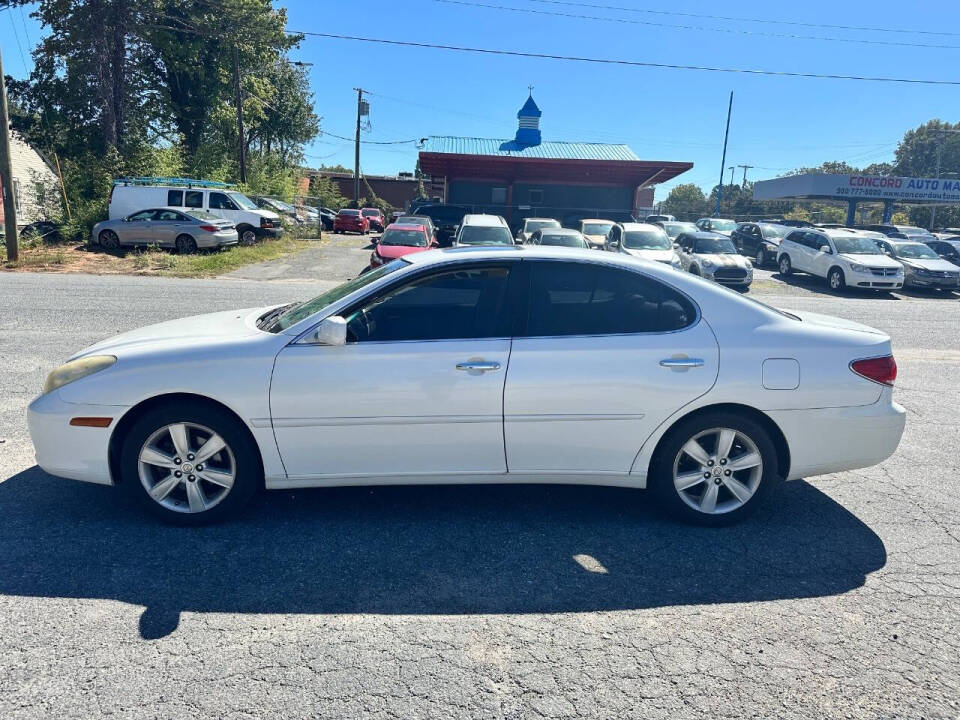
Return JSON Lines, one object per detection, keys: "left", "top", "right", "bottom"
{"left": 417, "top": 93, "right": 692, "bottom": 228}
{"left": 753, "top": 173, "right": 960, "bottom": 225}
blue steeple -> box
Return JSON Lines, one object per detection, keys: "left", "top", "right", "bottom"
{"left": 505, "top": 90, "right": 542, "bottom": 149}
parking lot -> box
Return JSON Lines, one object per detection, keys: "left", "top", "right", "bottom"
{"left": 1, "top": 238, "right": 958, "bottom": 718}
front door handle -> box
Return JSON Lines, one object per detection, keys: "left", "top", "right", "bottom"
{"left": 456, "top": 361, "right": 501, "bottom": 373}
{"left": 659, "top": 357, "right": 704, "bottom": 369}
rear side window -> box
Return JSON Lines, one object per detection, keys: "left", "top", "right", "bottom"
{"left": 523, "top": 262, "right": 697, "bottom": 337}
{"left": 167, "top": 190, "right": 183, "bottom": 206}
{"left": 185, "top": 191, "right": 203, "bottom": 208}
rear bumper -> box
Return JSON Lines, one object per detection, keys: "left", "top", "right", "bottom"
{"left": 197, "top": 230, "right": 239, "bottom": 248}
{"left": 768, "top": 393, "right": 906, "bottom": 480}
{"left": 27, "top": 391, "right": 129, "bottom": 486}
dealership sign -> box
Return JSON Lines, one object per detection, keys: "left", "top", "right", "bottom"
{"left": 753, "top": 173, "right": 960, "bottom": 204}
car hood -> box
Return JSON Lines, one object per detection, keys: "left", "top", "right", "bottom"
{"left": 783, "top": 310, "right": 887, "bottom": 337}
{"left": 900, "top": 257, "right": 958, "bottom": 272}
{"left": 72, "top": 307, "right": 275, "bottom": 360}
{"left": 837, "top": 253, "right": 902, "bottom": 269}
{"left": 377, "top": 244, "right": 426, "bottom": 260}
{"left": 697, "top": 253, "right": 750, "bottom": 268}
{"left": 622, "top": 248, "right": 676, "bottom": 262}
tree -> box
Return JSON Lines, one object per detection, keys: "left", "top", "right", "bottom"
{"left": 661, "top": 183, "right": 707, "bottom": 220}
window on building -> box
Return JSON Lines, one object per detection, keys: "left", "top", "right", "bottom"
{"left": 529, "top": 189, "right": 543, "bottom": 205}
{"left": 491, "top": 187, "right": 507, "bottom": 204}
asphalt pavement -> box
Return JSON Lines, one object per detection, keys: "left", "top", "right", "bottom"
{"left": 1, "top": 240, "right": 958, "bottom": 719}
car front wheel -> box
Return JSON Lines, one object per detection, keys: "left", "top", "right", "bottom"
{"left": 756, "top": 247, "right": 766, "bottom": 266}
{"left": 119, "top": 400, "right": 260, "bottom": 525}
{"left": 828, "top": 267, "right": 846, "bottom": 291}
{"left": 650, "top": 412, "right": 779, "bottom": 526}
{"left": 778, "top": 255, "right": 792, "bottom": 275}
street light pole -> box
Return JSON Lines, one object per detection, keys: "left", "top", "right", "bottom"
{"left": 727, "top": 166, "right": 735, "bottom": 187}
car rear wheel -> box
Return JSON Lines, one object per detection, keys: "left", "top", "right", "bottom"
{"left": 828, "top": 267, "right": 846, "bottom": 291}
{"left": 175, "top": 234, "right": 198, "bottom": 254}
{"left": 98, "top": 230, "right": 121, "bottom": 251}
{"left": 778, "top": 254, "right": 792, "bottom": 275}
{"left": 650, "top": 412, "right": 779, "bottom": 526}
{"left": 119, "top": 400, "right": 261, "bottom": 525}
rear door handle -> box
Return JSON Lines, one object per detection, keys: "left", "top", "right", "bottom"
{"left": 659, "top": 357, "right": 704, "bottom": 369}
{"left": 456, "top": 361, "right": 501, "bottom": 373}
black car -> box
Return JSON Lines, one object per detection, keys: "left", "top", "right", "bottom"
{"left": 409, "top": 204, "right": 470, "bottom": 246}
{"left": 730, "top": 222, "right": 788, "bottom": 267}
{"left": 763, "top": 218, "right": 815, "bottom": 228}
{"left": 19, "top": 220, "right": 64, "bottom": 243}
{"left": 856, "top": 224, "right": 910, "bottom": 240}
{"left": 925, "top": 238, "right": 960, "bottom": 266}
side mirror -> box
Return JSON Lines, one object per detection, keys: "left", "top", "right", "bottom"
{"left": 430, "top": 240, "right": 439, "bottom": 248}
{"left": 609, "top": 240, "right": 620, "bottom": 248}
{"left": 312, "top": 316, "right": 347, "bottom": 346}
{"left": 820, "top": 245, "right": 832, "bottom": 254}
{"left": 673, "top": 242, "right": 680, "bottom": 249}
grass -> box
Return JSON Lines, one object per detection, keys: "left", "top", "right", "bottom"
{"left": 1, "top": 234, "right": 318, "bottom": 278}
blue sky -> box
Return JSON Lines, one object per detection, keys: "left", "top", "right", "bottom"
{"left": 4, "top": 0, "right": 959, "bottom": 200}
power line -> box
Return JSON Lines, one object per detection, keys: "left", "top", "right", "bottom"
{"left": 293, "top": 31, "right": 960, "bottom": 86}
{"left": 320, "top": 129, "right": 425, "bottom": 145}
{"left": 525, "top": 0, "right": 960, "bottom": 38}
{"left": 433, "top": 0, "right": 960, "bottom": 50}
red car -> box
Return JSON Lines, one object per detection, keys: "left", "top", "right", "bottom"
{"left": 361, "top": 207, "right": 385, "bottom": 232}
{"left": 369, "top": 224, "right": 436, "bottom": 269}
{"left": 334, "top": 209, "right": 370, "bottom": 234}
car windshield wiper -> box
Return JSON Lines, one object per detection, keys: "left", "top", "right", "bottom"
{"left": 257, "top": 303, "right": 299, "bottom": 332}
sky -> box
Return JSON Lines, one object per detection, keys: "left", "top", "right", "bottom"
{"left": 3, "top": 0, "right": 960, "bottom": 201}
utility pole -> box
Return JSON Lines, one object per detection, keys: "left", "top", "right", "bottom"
{"left": 727, "top": 166, "right": 735, "bottom": 187}
{"left": 0, "top": 49, "right": 18, "bottom": 262}
{"left": 738, "top": 164, "right": 754, "bottom": 188}
{"left": 233, "top": 44, "right": 246, "bottom": 184}
{"left": 354, "top": 88, "right": 364, "bottom": 208}
{"left": 715, "top": 91, "right": 733, "bottom": 218}
{"left": 930, "top": 128, "right": 960, "bottom": 229}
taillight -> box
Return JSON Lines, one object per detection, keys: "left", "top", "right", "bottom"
{"left": 851, "top": 355, "right": 897, "bottom": 386}
{"left": 198, "top": 224, "right": 219, "bottom": 232}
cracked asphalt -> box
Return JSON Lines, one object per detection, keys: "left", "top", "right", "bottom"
{"left": 1, "top": 237, "right": 958, "bottom": 718}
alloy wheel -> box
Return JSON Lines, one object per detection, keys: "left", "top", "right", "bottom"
{"left": 99, "top": 230, "right": 120, "bottom": 251}
{"left": 137, "top": 422, "right": 236, "bottom": 513}
{"left": 672, "top": 427, "right": 763, "bottom": 515}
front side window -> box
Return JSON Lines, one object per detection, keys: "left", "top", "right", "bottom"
{"left": 524, "top": 262, "right": 696, "bottom": 337}
{"left": 345, "top": 266, "right": 512, "bottom": 342}
{"left": 210, "top": 192, "right": 238, "bottom": 210}
{"left": 185, "top": 191, "right": 203, "bottom": 208}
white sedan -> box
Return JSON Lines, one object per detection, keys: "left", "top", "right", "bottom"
{"left": 27, "top": 247, "right": 906, "bottom": 526}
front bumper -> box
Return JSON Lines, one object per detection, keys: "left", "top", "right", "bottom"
{"left": 904, "top": 273, "right": 960, "bottom": 289}
{"left": 846, "top": 268, "right": 903, "bottom": 289}
{"left": 704, "top": 268, "right": 753, "bottom": 286}
{"left": 256, "top": 227, "right": 284, "bottom": 239}
{"left": 27, "top": 391, "right": 130, "bottom": 485}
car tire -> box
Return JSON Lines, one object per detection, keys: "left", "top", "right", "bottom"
{"left": 650, "top": 411, "right": 780, "bottom": 527}
{"left": 119, "top": 400, "right": 261, "bottom": 526}
{"left": 689, "top": 265, "right": 701, "bottom": 276}
{"left": 756, "top": 247, "right": 766, "bottom": 266}
{"left": 98, "top": 230, "right": 121, "bottom": 252}
{"left": 237, "top": 225, "right": 257, "bottom": 245}
{"left": 778, "top": 254, "right": 792, "bottom": 275}
{"left": 828, "top": 267, "right": 846, "bottom": 292}
{"left": 175, "top": 234, "right": 198, "bottom": 254}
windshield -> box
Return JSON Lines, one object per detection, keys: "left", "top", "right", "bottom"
{"left": 524, "top": 219, "right": 560, "bottom": 232}
{"left": 759, "top": 224, "right": 786, "bottom": 239}
{"left": 264, "top": 260, "right": 408, "bottom": 332}
{"left": 458, "top": 226, "right": 514, "bottom": 245}
{"left": 228, "top": 192, "right": 258, "bottom": 211}
{"left": 362, "top": 209, "right": 381, "bottom": 217}
{"left": 340, "top": 209, "right": 360, "bottom": 216}
{"left": 380, "top": 228, "right": 427, "bottom": 247}
{"left": 661, "top": 222, "right": 697, "bottom": 239}
{"left": 272, "top": 199, "right": 296, "bottom": 212}
{"left": 582, "top": 222, "right": 613, "bottom": 236}
{"left": 710, "top": 219, "right": 737, "bottom": 232}
{"left": 540, "top": 233, "right": 586, "bottom": 247}
{"left": 897, "top": 226, "right": 930, "bottom": 236}
{"left": 623, "top": 229, "right": 671, "bottom": 250}
{"left": 895, "top": 243, "right": 938, "bottom": 259}
{"left": 694, "top": 237, "right": 738, "bottom": 254}
{"left": 833, "top": 235, "right": 884, "bottom": 255}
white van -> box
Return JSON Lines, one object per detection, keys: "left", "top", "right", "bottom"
{"left": 452, "top": 214, "right": 514, "bottom": 246}
{"left": 109, "top": 179, "right": 283, "bottom": 244}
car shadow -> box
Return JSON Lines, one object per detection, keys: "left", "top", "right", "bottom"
{"left": 772, "top": 272, "right": 901, "bottom": 299}
{"left": 0, "top": 468, "right": 886, "bottom": 639}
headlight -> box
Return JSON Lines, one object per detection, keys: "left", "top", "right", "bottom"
{"left": 670, "top": 255, "right": 681, "bottom": 267}
{"left": 701, "top": 258, "right": 715, "bottom": 268}
{"left": 915, "top": 268, "right": 931, "bottom": 277}
{"left": 849, "top": 263, "right": 868, "bottom": 272}
{"left": 43, "top": 355, "right": 116, "bottom": 394}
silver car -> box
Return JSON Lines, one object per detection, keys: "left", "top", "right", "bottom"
{"left": 92, "top": 207, "right": 238, "bottom": 253}
{"left": 875, "top": 238, "right": 960, "bottom": 290}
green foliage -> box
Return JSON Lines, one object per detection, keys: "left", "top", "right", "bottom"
{"left": 661, "top": 183, "right": 708, "bottom": 220}
{"left": 308, "top": 175, "right": 349, "bottom": 211}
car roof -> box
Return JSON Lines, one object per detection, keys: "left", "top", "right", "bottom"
{"left": 619, "top": 222, "right": 664, "bottom": 231}
{"left": 386, "top": 223, "right": 426, "bottom": 231}
{"left": 579, "top": 218, "right": 614, "bottom": 223}
{"left": 523, "top": 217, "right": 559, "bottom": 223}
{"left": 461, "top": 214, "right": 508, "bottom": 226}
{"left": 699, "top": 217, "right": 735, "bottom": 222}
{"left": 537, "top": 228, "right": 581, "bottom": 235}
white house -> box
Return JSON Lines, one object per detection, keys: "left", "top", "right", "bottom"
{"left": 0, "top": 133, "right": 61, "bottom": 227}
